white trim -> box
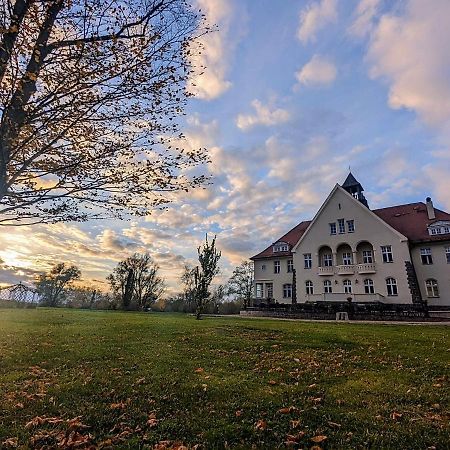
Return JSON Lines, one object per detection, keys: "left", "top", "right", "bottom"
{"left": 292, "top": 185, "right": 408, "bottom": 252}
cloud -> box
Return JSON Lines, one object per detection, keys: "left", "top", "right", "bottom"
{"left": 347, "top": 0, "right": 382, "bottom": 38}
{"left": 295, "top": 55, "right": 337, "bottom": 87}
{"left": 366, "top": 0, "right": 450, "bottom": 129}
{"left": 297, "top": 0, "right": 338, "bottom": 44}
{"left": 236, "top": 99, "right": 291, "bottom": 131}
{"left": 188, "top": 0, "right": 244, "bottom": 100}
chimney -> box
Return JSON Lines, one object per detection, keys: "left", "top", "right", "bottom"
{"left": 426, "top": 197, "right": 436, "bottom": 220}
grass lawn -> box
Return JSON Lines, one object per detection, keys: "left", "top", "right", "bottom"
{"left": 0, "top": 309, "right": 448, "bottom": 449}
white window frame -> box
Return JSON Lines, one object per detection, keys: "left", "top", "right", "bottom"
{"left": 386, "top": 277, "right": 398, "bottom": 296}
{"left": 420, "top": 248, "right": 433, "bottom": 265}
{"left": 347, "top": 220, "right": 355, "bottom": 233}
{"left": 364, "top": 279, "right": 374, "bottom": 294}
{"left": 381, "top": 245, "right": 393, "bottom": 263}
{"left": 323, "top": 280, "right": 332, "bottom": 294}
{"left": 287, "top": 259, "right": 294, "bottom": 273}
{"left": 256, "top": 283, "right": 263, "bottom": 298}
{"left": 446, "top": 247, "right": 450, "bottom": 264}
{"left": 266, "top": 283, "right": 273, "bottom": 299}
{"left": 342, "top": 252, "right": 352, "bottom": 265}
{"left": 305, "top": 281, "right": 313, "bottom": 295}
{"left": 362, "top": 250, "right": 373, "bottom": 264}
{"left": 274, "top": 260, "right": 280, "bottom": 274}
{"left": 304, "top": 253, "right": 312, "bottom": 269}
{"left": 329, "top": 223, "right": 337, "bottom": 235}
{"left": 283, "top": 283, "right": 292, "bottom": 298}
{"left": 323, "top": 253, "right": 333, "bottom": 267}
{"left": 343, "top": 279, "right": 352, "bottom": 294}
{"left": 425, "top": 279, "right": 439, "bottom": 297}
{"left": 338, "top": 218, "right": 345, "bottom": 234}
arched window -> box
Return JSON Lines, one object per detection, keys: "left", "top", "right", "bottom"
{"left": 343, "top": 279, "right": 352, "bottom": 293}
{"left": 305, "top": 281, "right": 314, "bottom": 295}
{"left": 323, "top": 280, "right": 332, "bottom": 294}
{"left": 386, "top": 277, "right": 398, "bottom": 296}
{"left": 425, "top": 279, "right": 439, "bottom": 297}
{"left": 364, "top": 279, "right": 374, "bottom": 294}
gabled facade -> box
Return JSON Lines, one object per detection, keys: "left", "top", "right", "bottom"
{"left": 251, "top": 174, "right": 450, "bottom": 307}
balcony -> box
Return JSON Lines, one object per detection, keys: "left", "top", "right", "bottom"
{"left": 336, "top": 264, "right": 355, "bottom": 275}
{"left": 356, "top": 263, "right": 376, "bottom": 274}
{"left": 318, "top": 266, "right": 334, "bottom": 276}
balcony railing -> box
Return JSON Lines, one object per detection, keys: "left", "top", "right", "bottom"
{"left": 356, "top": 263, "right": 376, "bottom": 274}
{"left": 317, "top": 266, "right": 334, "bottom": 276}
{"left": 336, "top": 264, "right": 355, "bottom": 275}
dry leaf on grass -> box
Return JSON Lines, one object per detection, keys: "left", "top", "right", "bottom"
{"left": 254, "top": 419, "right": 267, "bottom": 431}
{"left": 1, "top": 438, "right": 18, "bottom": 448}
{"left": 147, "top": 413, "right": 159, "bottom": 427}
{"left": 194, "top": 368, "right": 204, "bottom": 373}
{"left": 311, "top": 435, "right": 327, "bottom": 443}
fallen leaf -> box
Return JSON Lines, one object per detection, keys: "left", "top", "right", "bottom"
{"left": 311, "top": 435, "right": 327, "bottom": 443}
{"left": 194, "top": 368, "right": 204, "bottom": 373}
{"left": 290, "top": 420, "right": 301, "bottom": 429}
{"left": 1, "top": 438, "right": 18, "bottom": 448}
{"left": 235, "top": 410, "right": 243, "bottom": 417}
{"left": 268, "top": 380, "right": 278, "bottom": 385}
{"left": 278, "top": 406, "right": 297, "bottom": 414}
{"left": 147, "top": 413, "right": 158, "bottom": 427}
{"left": 328, "top": 421, "right": 341, "bottom": 428}
{"left": 254, "top": 419, "right": 267, "bottom": 431}
{"left": 391, "top": 411, "right": 403, "bottom": 421}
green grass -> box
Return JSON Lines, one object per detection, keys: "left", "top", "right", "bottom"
{"left": 0, "top": 309, "right": 448, "bottom": 449}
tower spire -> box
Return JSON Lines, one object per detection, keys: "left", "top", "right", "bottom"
{"left": 341, "top": 172, "right": 369, "bottom": 208}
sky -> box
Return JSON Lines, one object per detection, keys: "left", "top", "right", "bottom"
{"left": 1, "top": 0, "right": 450, "bottom": 294}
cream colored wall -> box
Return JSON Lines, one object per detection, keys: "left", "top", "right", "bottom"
{"left": 410, "top": 241, "right": 450, "bottom": 306}
{"left": 293, "top": 187, "right": 413, "bottom": 304}
{"left": 253, "top": 256, "right": 295, "bottom": 304}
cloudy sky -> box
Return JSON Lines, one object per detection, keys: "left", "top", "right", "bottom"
{"left": 1, "top": 0, "right": 450, "bottom": 294}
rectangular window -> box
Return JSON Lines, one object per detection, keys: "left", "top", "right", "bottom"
{"left": 266, "top": 283, "right": 273, "bottom": 299}
{"left": 364, "top": 279, "right": 375, "bottom": 294}
{"left": 362, "top": 250, "right": 373, "bottom": 264}
{"left": 323, "top": 254, "right": 333, "bottom": 267}
{"left": 274, "top": 260, "right": 280, "bottom": 273}
{"left": 446, "top": 247, "right": 450, "bottom": 264}
{"left": 381, "top": 245, "right": 393, "bottom": 263}
{"left": 304, "top": 253, "right": 312, "bottom": 269}
{"left": 342, "top": 252, "right": 352, "bottom": 265}
{"left": 338, "top": 218, "right": 345, "bottom": 234}
{"left": 283, "top": 284, "right": 292, "bottom": 298}
{"left": 287, "top": 259, "right": 294, "bottom": 273}
{"left": 329, "top": 223, "right": 337, "bottom": 235}
{"left": 444, "top": 226, "right": 450, "bottom": 234}
{"left": 386, "top": 278, "right": 398, "bottom": 296}
{"left": 420, "top": 248, "right": 433, "bottom": 265}
{"left": 343, "top": 280, "right": 352, "bottom": 293}
{"left": 305, "top": 281, "right": 313, "bottom": 295}
{"left": 323, "top": 280, "right": 332, "bottom": 294}
{"left": 256, "top": 283, "right": 263, "bottom": 298}
{"left": 347, "top": 220, "right": 355, "bottom": 233}
{"left": 261, "top": 264, "right": 266, "bottom": 271}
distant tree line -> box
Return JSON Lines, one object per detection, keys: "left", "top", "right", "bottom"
{"left": 33, "top": 235, "right": 254, "bottom": 317}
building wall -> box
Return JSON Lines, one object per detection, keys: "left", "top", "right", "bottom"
{"left": 410, "top": 241, "right": 450, "bottom": 306}
{"left": 293, "top": 187, "right": 413, "bottom": 304}
{"left": 253, "top": 256, "right": 294, "bottom": 303}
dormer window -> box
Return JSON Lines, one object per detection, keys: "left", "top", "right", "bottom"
{"left": 273, "top": 242, "right": 289, "bottom": 252}
{"left": 428, "top": 221, "right": 450, "bottom": 236}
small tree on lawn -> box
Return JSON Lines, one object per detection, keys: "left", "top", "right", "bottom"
{"left": 107, "top": 253, "right": 165, "bottom": 310}
{"left": 35, "top": 262, "right": 81, "bottom": 307}
{"left": 193, "top": 235, "right": 221, "bottom": 320}
{"left": 226, "top": 261, "right": 254, "bottom": 310}
{"left": 180, "top": 262, "right": 196, "bottom": 312}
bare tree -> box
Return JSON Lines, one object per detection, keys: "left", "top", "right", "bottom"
{"left": 226, "top": 261, "right": 254, "bottom": 310}
{"left": 35, "top": 262, "right": 81, "bottom": 306}
{"left": 0, "top": 0, "right": 209, "bottom": 225}
{"left": 193, "top": 234, "right": 221, "bottom": 319}
{"left": 180, "top": 262, "right": 195, "bottom": 312}
{"left": 107, "top": 253, "right": 165, "bottom": 310}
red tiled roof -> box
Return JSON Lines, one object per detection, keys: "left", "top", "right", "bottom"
{"left": 372, "top": 202, "right": 450, "bottom": 243}
{"left": 250, "top": 221, "right": 311, "bottom": 260}
{"left": 251, "top": 202, "right": 450, "bottom": 260}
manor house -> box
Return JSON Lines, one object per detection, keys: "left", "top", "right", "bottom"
{"left": 251, "top": 174, "right": 450, "bottom": 307}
